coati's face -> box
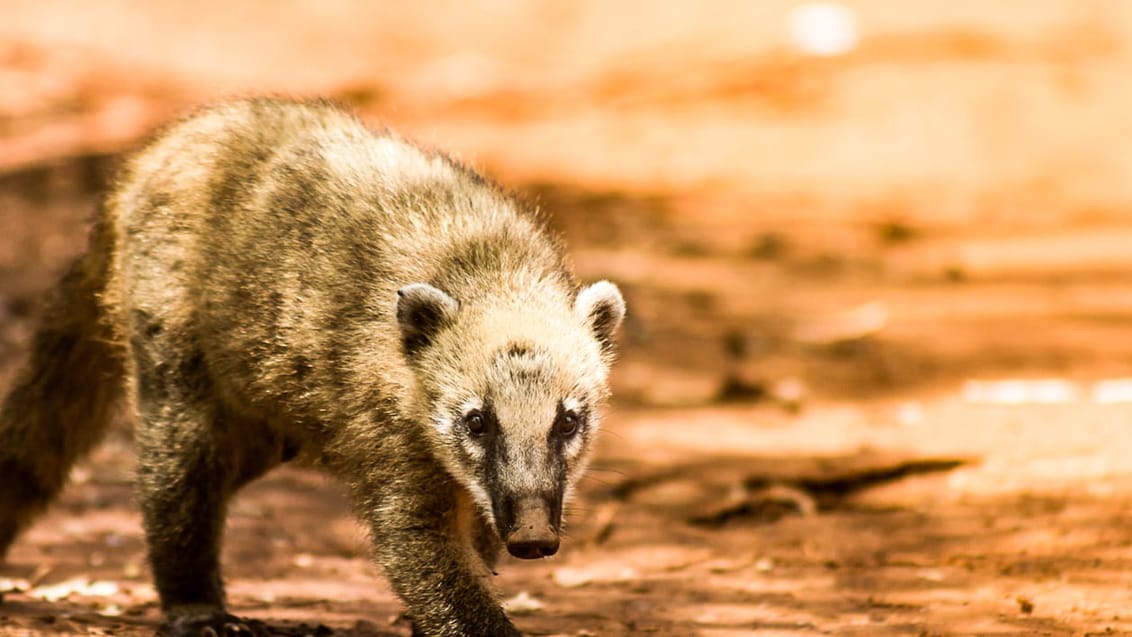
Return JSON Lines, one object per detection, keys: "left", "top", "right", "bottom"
{"left": 397, "top": 281, "right": 625, "bottom": 559}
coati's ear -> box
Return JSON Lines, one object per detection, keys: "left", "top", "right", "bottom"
{"left": 574, "top": 280, "right": 625, "bottom": 353}
{"left": 397, "top": 283, "right": 459, "bottom": 357}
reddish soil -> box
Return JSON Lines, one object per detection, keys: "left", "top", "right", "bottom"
{"left": 2, "top": 2, "right": 1132, "bottom": 636}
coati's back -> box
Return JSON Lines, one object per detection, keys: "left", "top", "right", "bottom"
{"left": 108, "top": 98, "right": 576, "bottom": 426}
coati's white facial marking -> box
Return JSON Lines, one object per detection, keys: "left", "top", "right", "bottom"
{"left": 559, "top": 396, "right": 587, "bottom": 458}
{"left": 455, "top": 397, "right": 486, "bottom": 462}
{"left": 561, "top": 396, "right": 583, "bottom": 413}
{"left": 462, "top": 472, "right": 494, "bottom": 521}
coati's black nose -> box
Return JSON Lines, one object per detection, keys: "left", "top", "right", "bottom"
{"left": 506, "top": 535, "right": 560, "bottom": 559}
{"left": 503, "top": 498, "right": 560, "bottom": 559}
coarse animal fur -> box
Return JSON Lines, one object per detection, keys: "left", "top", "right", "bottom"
{"left": 0, "top": 97, "right": 625, "bottom": 637}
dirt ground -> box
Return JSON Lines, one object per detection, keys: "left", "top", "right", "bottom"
{"left": 2, "top": 2, "right": 1132, "bottom": 635}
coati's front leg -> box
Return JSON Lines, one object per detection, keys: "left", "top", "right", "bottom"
{"left": 405, "top": 510, "right": 507, "bottom": 637}
{"left": 351, "top": 460, "right": 521, "bottom": 637}
{"left": 132, "top": 345, "right": 281, "bottom": 637}
{"left": 135, "top": 401, "right": 237, "bottom": 634}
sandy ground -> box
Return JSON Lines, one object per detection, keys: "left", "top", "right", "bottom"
{"left": 2, "top": 2, "right": 1132, "bottom": 635}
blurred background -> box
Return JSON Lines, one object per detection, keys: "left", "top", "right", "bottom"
{"left": 2, "top": 2, "right": 1131, "bottom": 635}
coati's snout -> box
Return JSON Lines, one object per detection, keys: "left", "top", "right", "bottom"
{"left": 496, "top": 495, "right": 561, "bottom": 559}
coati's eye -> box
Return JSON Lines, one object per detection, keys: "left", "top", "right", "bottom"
{"left": 464, "top": 410, "right": 487, "bottom": 436}
{"left": 557, "top": 410, "right": 581, "bottom": 437}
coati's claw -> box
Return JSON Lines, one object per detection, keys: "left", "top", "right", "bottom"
{"left": 221, "top": 621, "right": 253, "bottom": 637}
{"left": 166, "top": 614, "right": 265, "bottom": 637}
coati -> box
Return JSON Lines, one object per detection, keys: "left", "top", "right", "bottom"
{"left": 0, "top": 97, "right": 625, "bottom": 637}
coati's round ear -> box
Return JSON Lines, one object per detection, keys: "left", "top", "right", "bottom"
{"left": 574, "top": 280, "right": 625, "bottom": 353}
{"left": 396, "top": 283, "right": 459, "bottom": 357}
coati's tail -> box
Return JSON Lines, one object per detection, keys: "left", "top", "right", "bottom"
{"left": 0, "top": 218, "right": 125, "bottom": 558}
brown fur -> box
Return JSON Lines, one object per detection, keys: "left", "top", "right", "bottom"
{"left": 0, "top": 217, "right": 124, "bottom": 553}
{"left": 0, "top": 97, "right": 624, "bottom": 637}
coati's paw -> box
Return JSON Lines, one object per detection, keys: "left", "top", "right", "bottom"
{"left": 164, "top": 613, "right": 269, "bottom": 637}
{"left": 410, "top": 620, "right": 523, "bottom": 637}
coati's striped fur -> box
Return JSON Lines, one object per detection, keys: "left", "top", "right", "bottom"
{"left": 0, "top": 97, "right": 625, "bottom": 637}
